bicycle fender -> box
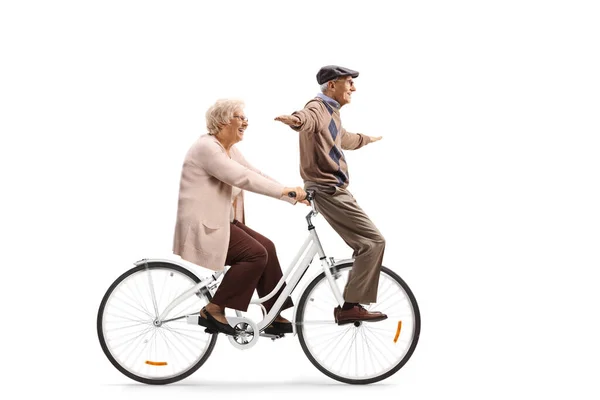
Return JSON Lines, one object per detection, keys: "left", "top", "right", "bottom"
{"left": 133, "top": 258, "right": 202, "bottom": 278}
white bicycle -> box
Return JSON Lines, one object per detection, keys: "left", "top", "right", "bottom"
{"left": 97, "top": 190, "right": 421, "bottom": 385}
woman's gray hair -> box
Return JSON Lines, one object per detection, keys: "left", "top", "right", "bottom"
{"left": 206, "top": 98, "right": 245, "bottom": 135}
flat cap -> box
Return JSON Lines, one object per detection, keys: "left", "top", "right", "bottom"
{"left": 316, "top": 65, "right": 359, "bottom": 85}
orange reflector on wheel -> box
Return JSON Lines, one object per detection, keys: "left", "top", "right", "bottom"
{"left": 145, "top": 361, "right": 167, "bottom": 366}
{"left": 393, "top": 321, "right": 402, "bottom": 343}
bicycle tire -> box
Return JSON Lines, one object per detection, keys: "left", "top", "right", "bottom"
{"left": 296, "top": 263, "right": 420, "bottom": 384}
{"left": 97, "top": 262, "right": 218, "bottom": 385}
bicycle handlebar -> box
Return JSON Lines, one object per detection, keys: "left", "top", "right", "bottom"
{"left": 287, "top": 190, "right": 315, "bottom": 201}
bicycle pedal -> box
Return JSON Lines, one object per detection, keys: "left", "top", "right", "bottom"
{"left": 260, "top": 333, "right": 285, "bottom": 340}
{"left": 189, "top": 314, "right": 219, "bottom": 334}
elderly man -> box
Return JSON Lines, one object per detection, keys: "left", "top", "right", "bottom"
{"left": 275, "top": 65, "right": 387, "bottom": 325}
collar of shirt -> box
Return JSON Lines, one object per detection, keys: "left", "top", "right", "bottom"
{"left": 316, "top": 93, "right": 341, "bottom": 110}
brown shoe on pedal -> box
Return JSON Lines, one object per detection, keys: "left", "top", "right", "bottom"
{"left": 334, "top": 304, "right": 387, "bottom": 325}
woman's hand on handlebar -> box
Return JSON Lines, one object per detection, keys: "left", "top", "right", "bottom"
{"left": 283, "top": 186, "right": 307, "bottom": 201}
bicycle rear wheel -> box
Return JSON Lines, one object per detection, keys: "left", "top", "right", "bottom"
{"left": 97, "top": 262, "right": 217, "bottom": 384}
{"left": 296, "top": 263, "right": 420, "bottom": 384}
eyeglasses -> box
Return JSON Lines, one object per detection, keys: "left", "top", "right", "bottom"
{"left": 335, "top": 78, "right": 355, "bottom": 87}
{"left": 232, "top": 115, "right": 248, "bottom": 122}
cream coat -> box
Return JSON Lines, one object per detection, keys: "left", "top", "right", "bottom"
{"left": 172, "top": 134, "right": 294, "bottom": 271}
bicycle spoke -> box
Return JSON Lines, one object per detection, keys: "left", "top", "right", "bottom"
{"left": 362, "top": 329, "right": 385, "bottom": 369}
{"left": 337, "top": 329, "right": 358, "bottom": 375}
{"left": 374, "top": 289, "right": 407, "bottom": 312}
{"left": 168, "top": 300, "right": 203, "bottom": 321}
{"left": 319, "top": 327, "right": 354, "bottom": 366}
{"left": 307, "top": 328, "right": 353, "bottom": 353}
{"left": 325, "top": 328, "right": 355, "bottom": 373}
{"left": 104, "top": 321, "right": 151, "bottom": 334}
{"left": 123, "top": 327, "right": 156, "bottom": 368}
{"left": 105, "top": 303, "right": 152, "bottom": 325}
{"left": 360, "top": 326, "right": 382, "bottom": 375}
{"left": 160, "top": 327, "right": 199, "bottom": 366}
{"left": 310, "top": 284, "right": 339, "bottom": 307}
{"left": 111, "top": 291, "right": 155, "bottom": 319}
{"left": 362, "top": 328, "right": 397, "bottom": 366}
{"left": 156, "top": 329, "right": 189, "bottom": 374}
{"left": 369, "top": 279, "right": 392, "bottom": 311}
{"left": 107, "top": 324, "right": 153, "bottom": 348}
{"left": 157, "top": 271, "right": 171, "bottom": 313}
{"left": 164, "top": 322, "right": 210, "bottom": 335}
{"left": 298, "top": 320, "right": 336, "bottom": 326}
{"left": 361, "top": 323, "right": 397, "bottom": 331}
{"left": 156, "top": 330, "right": 179, "bottom": 377}
{"left": 305, "top": 326, "right": 352, "bottom": 350}
{"left": 126, "top": 277, "right": 154, "bottom": 319}
{"left": 103, "top": 309, "right": 151, "bottom": 325}
{"left": 364, "top": 326, "right": 403, "bottom": 344}
{"left": 305, "top": 298, "right": 336, "bottom": 315}
{"left": 162, "top": 324, "right": 209, "bottom": 344}
{"left": 162, "top": 277, "right": 190, "bottom": 317}
{"left": 109, "top": 324, "right": 154, "bottom": 352}
{"left": 144, "top": 268, "right": 160, "bottom": 318}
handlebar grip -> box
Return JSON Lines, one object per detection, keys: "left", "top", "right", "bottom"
{"left": 288, "top": 191, "right": 296, "bottom": 198}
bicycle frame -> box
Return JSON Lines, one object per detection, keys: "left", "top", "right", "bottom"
{"left": 134, "top": 200, "right": 347, "bottom": 334}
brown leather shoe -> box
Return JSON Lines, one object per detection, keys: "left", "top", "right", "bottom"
{"left": 334, "top": 305, "right": 388, "bottom": 325}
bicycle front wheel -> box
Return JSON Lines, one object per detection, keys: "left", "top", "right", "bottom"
{"left": 296, "top": 263, "right": 420, "bottom": 384}
{"left": 97, "top": 262, "right": 217, "bottom": 384}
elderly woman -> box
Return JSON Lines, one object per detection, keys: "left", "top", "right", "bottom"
{"left": 173, "top": 99, "right": 306, "bottom": 336}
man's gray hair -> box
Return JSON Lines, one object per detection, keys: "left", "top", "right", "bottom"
{"left": 206, "top": 98, "right": 245, "bottom": 135}
{"left": 320, "top": 82, "right": 330, "bottom": 93}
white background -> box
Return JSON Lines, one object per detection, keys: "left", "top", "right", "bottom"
{"left": 1, "top": 1, "right": 599, "bottom": 399}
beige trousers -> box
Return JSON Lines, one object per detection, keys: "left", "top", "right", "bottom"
{"left": 306, "top": 183, "right": 385, "bottom": 304}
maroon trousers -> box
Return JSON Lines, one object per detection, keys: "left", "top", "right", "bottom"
{"left": 211, "top": 220, "right": 294, "bottom": 313}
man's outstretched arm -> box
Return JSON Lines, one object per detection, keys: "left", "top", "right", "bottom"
{"left": 340, "top": 127, "right": 383, "bottom": 150}
{"left": 275, "top": 105, "right": 323, "bottom": 133}
{"left": 274, "top": 114, "right": 301, "bottom": 128}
